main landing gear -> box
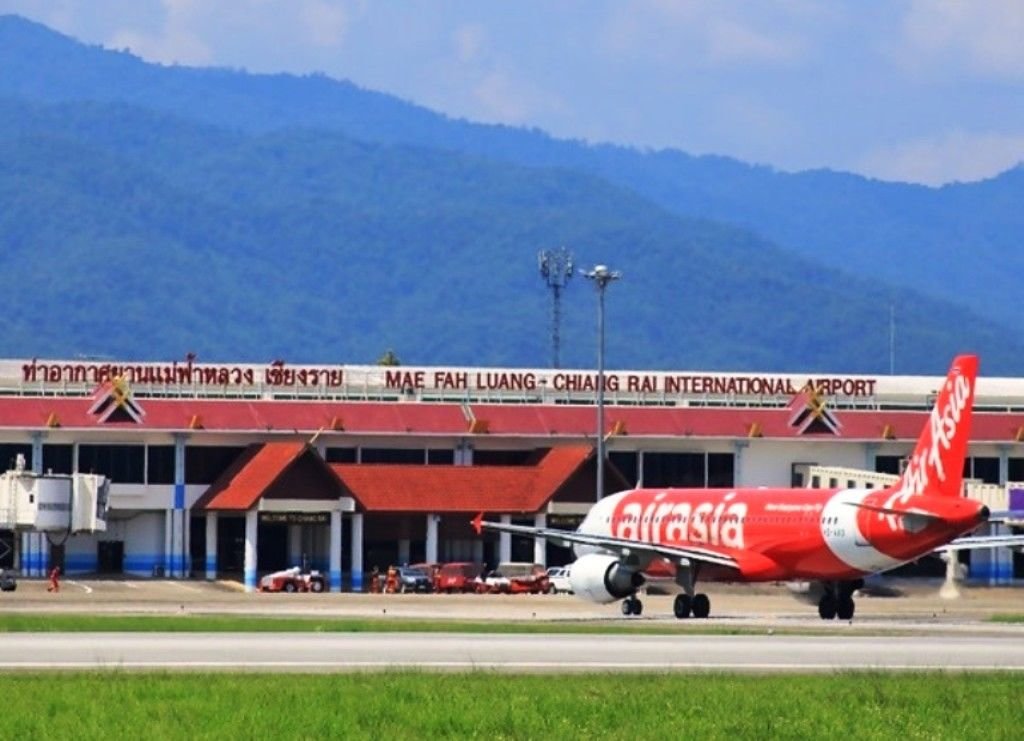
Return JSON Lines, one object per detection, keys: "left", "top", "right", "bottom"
{"left": 621, "top": 595, "right": 643, "bottom": 616}
{"left": 619, "top": 564, "right": 713, "bottom": 619}
{"left": 817, "top": 580, "right": 863, "bottom": 621}
{"left": 620, "top": 592, "right": 712, "bottom": 618}
{"left": 667, "top": 563, "right": 710, "bottom": 619}
{"left": 672, "top": 592, "right": 711, "bottom": 619}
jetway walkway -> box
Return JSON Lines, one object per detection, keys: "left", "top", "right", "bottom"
{"left": 0, "top": 456, "right": 109, "bottom": 534}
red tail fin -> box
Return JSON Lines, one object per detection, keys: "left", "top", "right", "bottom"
{"left": 897, "top": 354, "right": 978, "bottom": 498}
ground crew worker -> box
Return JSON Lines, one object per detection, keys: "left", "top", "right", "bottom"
{"left": 385, "top": 565, "right": 398, "bottom": 594}
{"left": 369, "top": 566, "right": 381, "bottom": 593}
{"left": 47, "top": 565, "right": 60, "bottom": 593}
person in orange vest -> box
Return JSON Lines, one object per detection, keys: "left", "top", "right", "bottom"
{"left": 385, "top": 565, "right": 398, "bottom": 594}
{"left": 369, "top": 566, "right": 381, "bottom": 594}
{"left": 47, "top": 565, "right": 60, "bottom": 593}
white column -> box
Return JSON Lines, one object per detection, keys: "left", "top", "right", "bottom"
{"left": 173, "top": 433, "right": 187, "bottom": 578}
{"left": 163, "top": 508, "right": 173, "bottom": 578}
{"left": 398, "top": 538, "right": 411, "bottom": 565}
{"left": 732, "top": 441, "right": 748, "bottom": 488}
{"left": 204, "top": 512, "right": 218, "bottom": 581}
{"left": 19, "top": 533, "right": 28, "bottom": 576}
{"left": 35, "top": 533, "right": 46, "bottom": 576}
{"left": 181, "top": 509, "right": 190, "bottom": 577}
{"left": 995, "top": 523, "right": 1013, "bottom": 585}
{"left": 499, "top": 514, "right": 512, "bottom": 564}
{"left": 533, "top": 512, "right": 547, "bottom": 566}
{"left": 426, "top": 514, "right": 439, "bottom": 564}
{"left": 350, "top": 513, "right": 364, "bottom": 591}
{"left": 244, "top": 509, "right": 258, "bottom": 592}
{"left": 329, "top": 510, "right": 342, "bottom": 592}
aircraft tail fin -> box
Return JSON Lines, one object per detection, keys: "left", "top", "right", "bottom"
{"left": 896, "top": 354, "right": 978, "bottom": 498}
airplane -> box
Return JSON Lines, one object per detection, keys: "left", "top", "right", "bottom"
{"left": 473, "top": 354, "right": 1024, "bottom": 620}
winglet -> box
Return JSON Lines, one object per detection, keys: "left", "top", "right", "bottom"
{"left": 471, "top": 512, "right": 484, "bottom": 535}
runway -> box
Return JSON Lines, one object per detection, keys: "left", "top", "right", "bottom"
{"left": 3, "top": 632, "right": 1024, "bottom": 672}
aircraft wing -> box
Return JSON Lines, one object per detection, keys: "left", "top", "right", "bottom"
{"left": 934, "top": 533, "right": 1024, "bottom": 553}
{"left": 985, "top": 511, "right": 1024, "bottom": 524}
{"left": 472, "top": 515, "right": 739, "bottom": 569}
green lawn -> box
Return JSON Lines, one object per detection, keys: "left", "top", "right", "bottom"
{"left": 989, "top": 614, "right": 1024, "bottom": 623}
{"left": 0, "top": 613, "right": 774, "bottom": 635}
{"left": 0, "top": 673, "right": 1017, "bottom": 739}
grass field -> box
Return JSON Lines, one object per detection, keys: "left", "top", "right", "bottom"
{"left": 0, "top": 672, "right": 1017, "bottom": 739}
{"left": 8, "top": 612, "right": 1015, "bottom": 635}
{"left": 0, "top": 613, "right": 799, "bottom": 635}
{"left": 990, "top": 614, "right": 1024, "bottom": 623}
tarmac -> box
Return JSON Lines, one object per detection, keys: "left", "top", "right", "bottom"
{"left": 1, "top": 577, "right": 1021, "bottom": 628}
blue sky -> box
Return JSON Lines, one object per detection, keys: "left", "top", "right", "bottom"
{"left": 3, "top": 0, "right": 1024, "bottom": 185}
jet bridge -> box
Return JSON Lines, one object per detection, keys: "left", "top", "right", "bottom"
{"left": 0, "top": 455, "right": 109, "bottom": 534}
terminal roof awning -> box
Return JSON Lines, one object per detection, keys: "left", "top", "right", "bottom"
{"left": 194, "top": 442, "right": 350, "bottom": 511}
{"left": 330, "top": 445, "right": 593, "bottom": 513}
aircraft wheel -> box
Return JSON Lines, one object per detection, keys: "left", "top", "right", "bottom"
{"left": 673, "top": 594, "right": 692, "bottom": 619}
{"left": 818, "top": 595, "right": 837, "bottom": 620}
{"left": 836, "top": 596, "right": 855, "bottom": 621}
{"left": 692, "top": 593, "right": 711, "bottom": 618}
{"left": 621, "top": 596, "right": 643, "bottom": 616}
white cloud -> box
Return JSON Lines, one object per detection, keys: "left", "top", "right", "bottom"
{"left": 99, "top": 1, "right": 356, "bottom": 67}
{"left": 454, "top": 23, "right": 485, "bottom": 64}
{"left": 471, "top": 69, "right": 566, "bottom": 125}
{"left": 109, "top": 0, "right": 212, "bottom": 65}
{"left": 299, "top": 0, "right": 349, "bottom": 48}
{"left": 706, "top": 17, "right": 801, "bottom": 65}
{"left": 901, "top": 0, "right": 1024, "bottom": 79}
{"left": 599, "top": 0, "right": 806, "bottom": 67}
{"left": 856, "top": 130, "right": 1024, "bottom": 185}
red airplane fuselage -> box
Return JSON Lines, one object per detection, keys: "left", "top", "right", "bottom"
{"left": 576, "top": 485, "right": 988, "bottom": 582}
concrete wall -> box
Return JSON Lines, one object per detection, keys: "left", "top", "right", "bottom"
{"left": 120, "top": 511, "right": 165, "bottom": 576}
{"left": 741, "top": 441, "right": 873, "bottom": 488}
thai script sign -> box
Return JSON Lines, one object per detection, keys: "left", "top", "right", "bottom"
{"left": 15, "top": 355, "right": 880, "bottom": 398}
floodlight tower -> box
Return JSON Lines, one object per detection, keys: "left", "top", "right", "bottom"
{"left": 583, "top": 263, "right": 622, "bottom": 501}
{"left": 538, "top": 247, "right": 575, "bottom": 368}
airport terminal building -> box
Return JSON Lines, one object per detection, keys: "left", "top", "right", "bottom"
{"left": 1, "top": 356, "right": 1022, "bottom": 590}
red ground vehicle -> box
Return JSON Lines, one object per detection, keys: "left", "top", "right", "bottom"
{"left": 258, "top": 567, "right": 326, "bottom": 593}
{"left": 410, "top": 562, "right": 441, "bottom": 592}
{"left": 435, "top": 562, "right": 483, "bottom": 593}
{"left": 477, "top": 562, "right": 550, "bottom": 594}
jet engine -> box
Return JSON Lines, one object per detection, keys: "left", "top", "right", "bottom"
{"left": 568, "top": 553, "right": 645, "bottom": 603}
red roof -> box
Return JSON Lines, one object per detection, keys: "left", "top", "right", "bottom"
{"left": 0, "top": 395, "right": 1021, "bottom": 442}
{"left": 0, "top": 398, "right": 467, "bottom": 434}
{"left": 331, "top": 445, "right": 592, "bottom": 513}
{"left": 193, "top": 442, "right": 307, "bottom": 510}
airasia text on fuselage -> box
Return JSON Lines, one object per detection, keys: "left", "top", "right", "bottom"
{"left": 611, "top": 492, "right": 748, "bottom": 549}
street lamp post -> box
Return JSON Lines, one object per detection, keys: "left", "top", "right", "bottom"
{"left": 583, "top": 264, "right": 621, "bottom": 500}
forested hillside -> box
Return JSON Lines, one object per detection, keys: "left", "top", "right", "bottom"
{"left": 1, "top": 15, "right": 1022, "bottom": 374}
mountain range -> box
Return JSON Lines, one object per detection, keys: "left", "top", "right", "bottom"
{"left": 2, "top": 14, "right": 1023, "bottom": 375}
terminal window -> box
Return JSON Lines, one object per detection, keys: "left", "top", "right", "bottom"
{"left": 78, "top": 444, "right": 145, "bottom": 483}
{"left": 0, "top": 443, "right": 31, "bottom": 472}
{"left": 43, "top": 444, "right": 72, "bottom": 474}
